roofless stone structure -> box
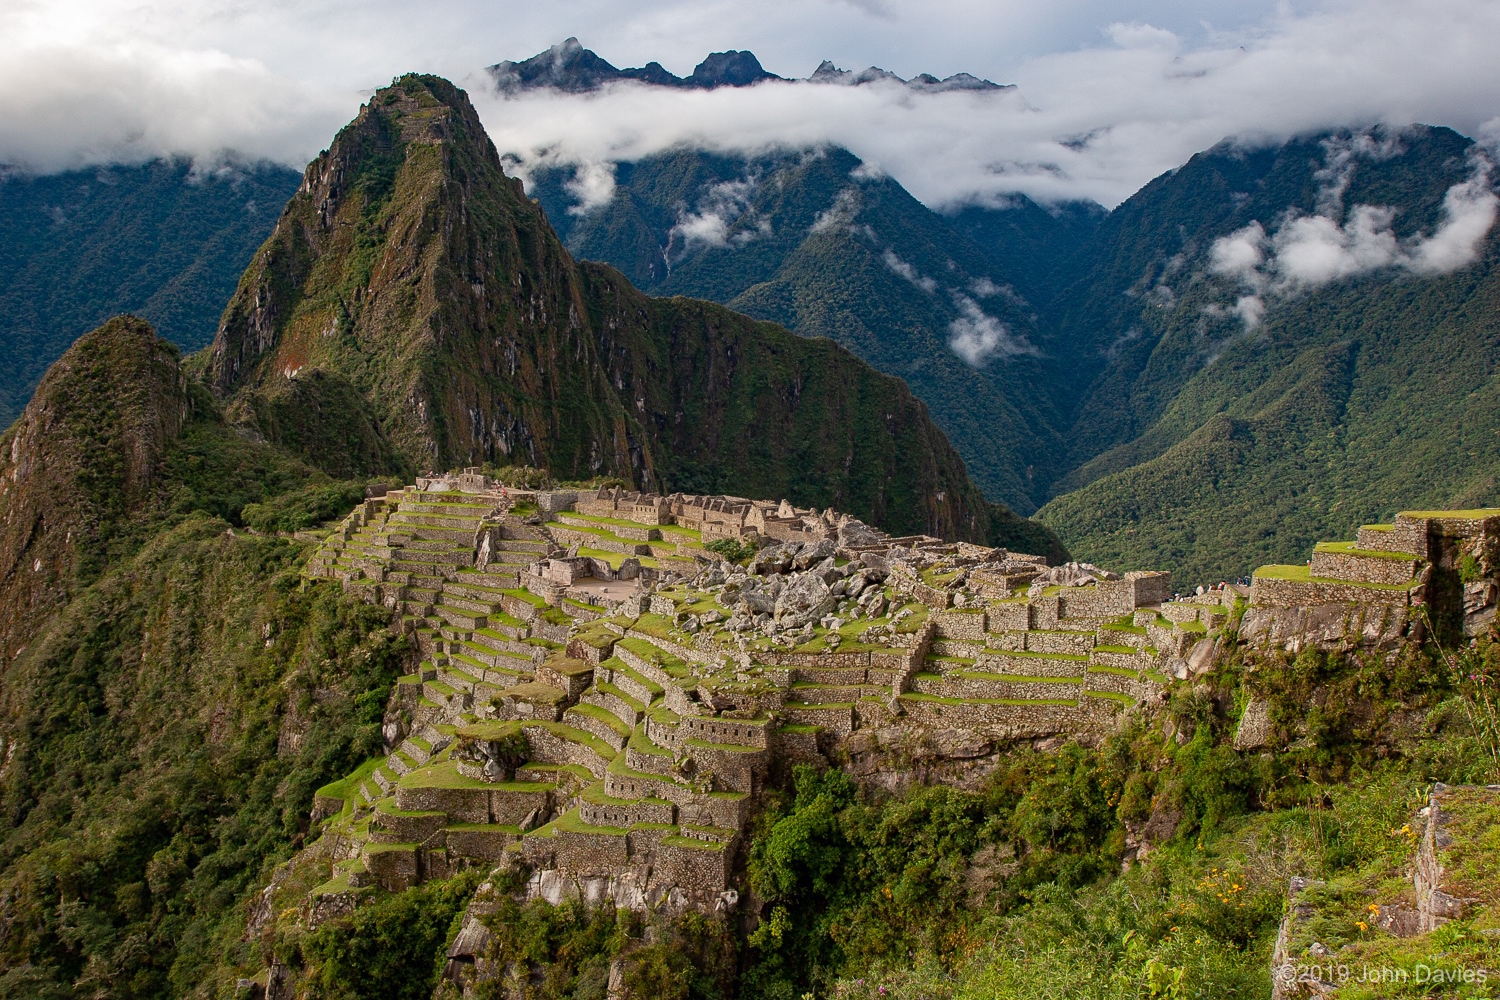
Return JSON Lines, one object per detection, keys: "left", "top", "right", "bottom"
{"left": 294, "top": 469, "right": 1495, "bottom": 990}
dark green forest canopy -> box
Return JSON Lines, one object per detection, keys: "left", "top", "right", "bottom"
{"left": 0, "top": 160, "right": 300, "bottom": 426}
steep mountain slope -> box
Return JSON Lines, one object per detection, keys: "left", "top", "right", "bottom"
{"left": 530, "top": 148, "right": 1080, "bottom": 510}
{"left": 1036, "top": 127, "right": 1500, "bottom": 584}
{"left": 0, "top": 160, "right": 300, "bottom": 426}
{"left": 1046, "top": 126, "right": 1477, "bottom": 477}
{"left": 205, "top": 74, "right": 1037, "bottom": 546}
{"left": 0, "top": 315, "right": 337, "bottom": 663}
{"left": 0, "top": 315, "right": 401, "bottom": 998}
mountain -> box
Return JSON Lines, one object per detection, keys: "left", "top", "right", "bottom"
{"left": 529, "top": 147, "right": 1087, "bottom": 511}
{"left": 0, "top": 315, "right": 342, "bottom": 663}
{"left": 0, "top": 159, "right": 301, "bottom": 426}
{"left": 487, "top": 38, "right": 1006, "bottom": 95}
{"left": 1034, "top": 126, "right": 1500, "bottom": 584}
{"left": 0, "top": 319, "right": 408, "bottom": 998}
{"left": 488, "top": 38, "right": 779, "bottom": 93}
{"left": 205, "top": 74, "right": 1049, "bottom": 548}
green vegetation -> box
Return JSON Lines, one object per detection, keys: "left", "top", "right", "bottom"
{"left": 733, "top": 637, "right": 1500, "bottom": 1000}
{"left": 0, "top": 158, "right": 300, "bottom": 426}
{"left": 295, "top": 870, "right": 482, "bottom": 1000}
{"left": 705, "top": 537, "right": 757, "bottom": 563}
{"left": 201, "top": 75, "right": 1030, "bottom": 547}
{"left": 1036, "top": 126, "right": 1500, "bottom": 587}
{"left": 0, "top": 523, "right": 408, "bottom": 998}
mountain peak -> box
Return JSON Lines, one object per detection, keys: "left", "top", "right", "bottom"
{"left": 684, "top": 50, "right": 776, "bottom": 88}
{"left": 0, "top": 315, "right": 189, "bottom": 660}
{"left": 486, "top": 41, "right": 1008, "bottom": 96}
{"left": 488, "top": 41, "right": 780, "bottom": 94}
{"left": 206, "top": 73, "right": 1000, "bottom": 541}
{"left": 807, "top": 60, "right": 1009, "bottom": 92}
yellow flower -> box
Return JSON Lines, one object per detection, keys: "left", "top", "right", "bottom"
{"left": 1356, "top": 921, "right": 1368, "bottom": 933}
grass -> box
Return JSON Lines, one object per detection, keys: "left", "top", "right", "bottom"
{"left": 565, "top": 702, "right": 632, "bottom": 739}
{"left": 600, "top": 657, "right": 664, "bottom": 698}
{"left": 954, "top": 670, "right": 1085, "bottom": 684}
{"left": 551, "top": 809, "right": 629, "bottom": 837}
{"left": 628, "top": 724, "right": 673, "bottom": 758}
{"left": 315, "top": 756, "right": 384, "bottom": 807}
{"left": 501, "top": 587, "right": 547, "bottom": 608}
{"left": 660, "top": 835, "right": 730, "bottom": 852}
{"left": 398, "top": 760, "right": 553, "bottom": 793}
{"left": 1314, "top": 540, "right": 1418, "bottom": 561}
{"left": 897, "top": 692, "right": 1079, "bottom": 707}
{"left": 577, "top": 546, "right": 659, "bottom": 570}
{"left": 1252, "top": 564, "right": 1418, "bottom": 591}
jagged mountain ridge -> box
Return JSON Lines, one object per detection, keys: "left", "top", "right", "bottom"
{"left": 206, "top": 74, "right": 1036, "bottom": 546}
{"left": 487, "top": 37, "right": 1006, "bottom": 94}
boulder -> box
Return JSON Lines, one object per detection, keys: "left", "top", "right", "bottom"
{"left": 1233, "top": 698, "right": 1272, "bottom": 750}
{"left": 792, "top": 539, "right": 836, "bottom": 571}
{"left": 774, "top": 572, "right": 834, "bottom": 627}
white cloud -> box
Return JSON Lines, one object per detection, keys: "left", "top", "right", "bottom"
{"left": 882, "top": 249, "right": 936, "bottom": 292}
{"left": 471, "top": 0, "right": 1500, "bottom": 210}
{"left": 810, "top": 186, "right": 860, "bottom": 233}
{"left": 969, "top": 276, "right": 1002, "bottom": 296}
{"left": 947, "top": 293, "right": 1036, "bottom": 365}
{"left": 0, "top": 0, "right": 1498, "bottom": 217}
{"left": 1209, "top": 149, "right": 1498, "bottom": 326}
{"left": 563, "top": 160, "right": 617, "bottom": 213}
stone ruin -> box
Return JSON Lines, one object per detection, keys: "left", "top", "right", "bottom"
{"left": 291, "top": 473, "right": 1497, "bottom": 994}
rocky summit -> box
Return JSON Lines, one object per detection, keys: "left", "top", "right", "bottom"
{"left": 233, "top": 463, "right": 1500, "bottom": 997}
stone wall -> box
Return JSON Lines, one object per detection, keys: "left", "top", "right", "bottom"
{"left": 1251, "top": 575, "right": 1412, "bottom": 609}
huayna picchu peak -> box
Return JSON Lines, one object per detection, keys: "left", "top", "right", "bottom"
{"left": 205, "top": 73, "right": 1036, "bottom": 549}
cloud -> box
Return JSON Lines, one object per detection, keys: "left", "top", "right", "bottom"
{"left": 0, "top": 0, "right": 1498, "bottom": 216}
{"left": 472, "top": 0, "right": 1500, "bottom": 210}
{"left": 810, "top": 186, "right": 860, "bottom": 233}
{"left": 563, "top": 160, "right": 617, "bottom": 213}
{"left": 947, "top": 294, "right": 1036, "bottom": 365}
{"left": 882, "top": 249, "right": 936, "bottom": 292}
{"left": 1209, "top": 148, "right": 1498, "bottom": 326}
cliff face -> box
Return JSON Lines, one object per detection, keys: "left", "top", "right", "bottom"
{"left": 205, "top": 74, "right": 1011, "bottom": 543}
{"left": 0, "top": 316, "right": 189, "bottom": 661}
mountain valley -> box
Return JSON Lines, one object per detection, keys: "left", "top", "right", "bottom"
{"left": 0, "top": 48, "right": 1498, "bottom": 1000}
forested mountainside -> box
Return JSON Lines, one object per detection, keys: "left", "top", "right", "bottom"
{"left": 4, "top": 88, "right": 1497, "bottom": 586}
{"left": 532, "top": 125, "right": 1500, "bottom": 585}
{"left": 529, "top": 147, "right": 1098, "bottom": 510}
{"left": 0, "top": 159, "right": 300, "bottom": 426}
{"left": 1034, "top": 127, "right": 1500, "bottom": 584}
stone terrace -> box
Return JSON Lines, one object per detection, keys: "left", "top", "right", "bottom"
{"left": 298, "top": 477, "right": 1238, "bottom": 918}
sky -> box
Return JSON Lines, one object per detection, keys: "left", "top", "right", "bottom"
{"left": 3, "top": 0, "right": 1499, "bottom": 207}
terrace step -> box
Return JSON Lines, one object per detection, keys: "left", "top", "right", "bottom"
{"left": 1309, "top": 542, "right": 1423, "bottom": 586}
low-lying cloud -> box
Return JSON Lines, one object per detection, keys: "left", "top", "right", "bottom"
{"left": 882, "top": 249, "right": 937, "bottom": 293}
{"left": 948, "top": 294, "right": 1036, "bottom": 366}
{"left": 1210, "top": 149, "right": 1498, "bottom": 326}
